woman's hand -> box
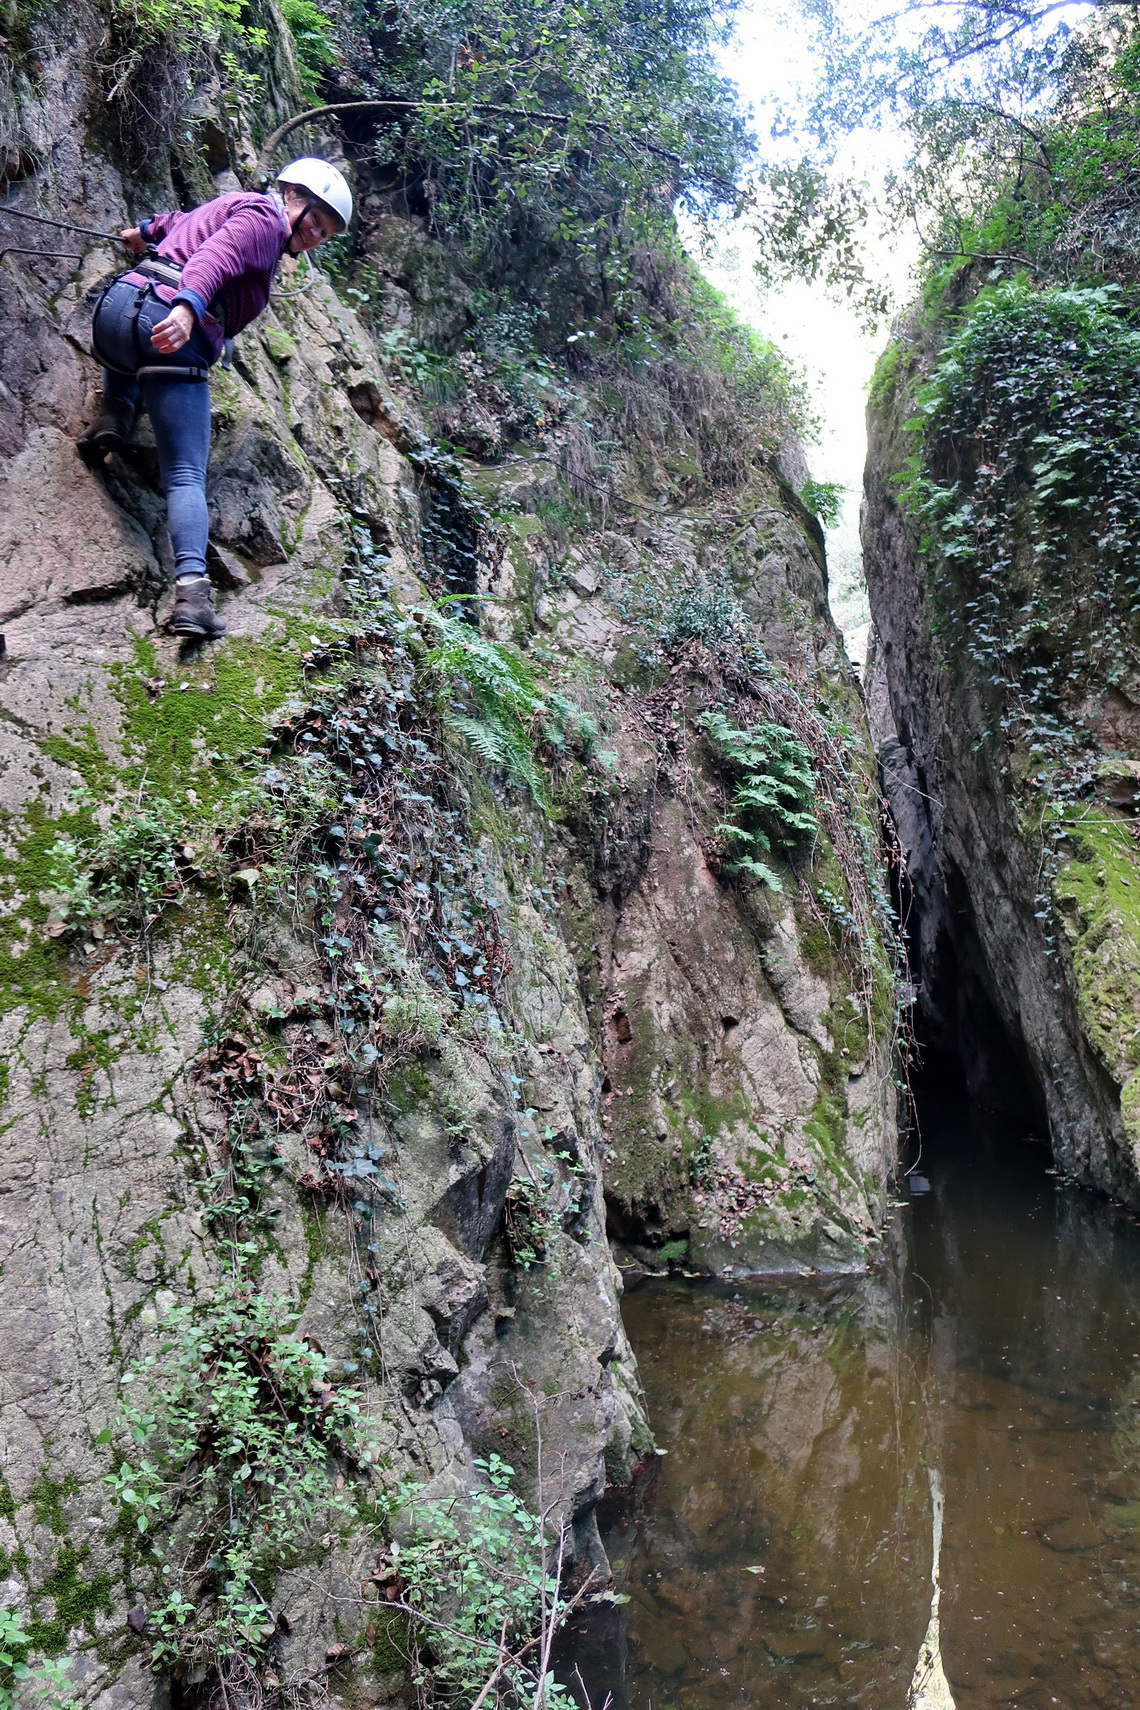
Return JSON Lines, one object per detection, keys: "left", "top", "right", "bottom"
{"left": 149, "top": 304, "right": 196, "bottom": 354}
{"left": 119, "top": 227, "right": 148, "bottom": 256}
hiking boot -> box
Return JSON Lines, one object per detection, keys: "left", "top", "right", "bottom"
{"left": 171, "top": 577, "right": 227, "bottom": 639}
{"left": 76, "top": 395, "right": 136, "bottom": 465}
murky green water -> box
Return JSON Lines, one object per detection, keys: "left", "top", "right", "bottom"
{"left": 564, "top": 1101, "right": 1140, "bottom": 1708}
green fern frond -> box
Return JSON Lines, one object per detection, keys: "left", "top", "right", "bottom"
{"left": 450, "top": 715, "right": 509, "bottom": 765}
{"left": 728, "top": 855, "right": 784, "bottom": 890}
{"left": 702, "top": 706, "right": 818, "bottom": 873}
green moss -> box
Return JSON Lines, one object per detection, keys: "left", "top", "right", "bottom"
{"left": 39, "top": 723, "right": 118, "bottom": 796}
{"left": 0, "top": 799, "right": 90, "bottom": 1023}
{"left": 109, "top": 628, "right": 321, "bottom": 807}
{"left": 803, "top": 1089, "right": 847, "bottom": 1171}
{"left": 868, "top": 339, "right": 903, "bottom": 408}
{"left": 740, "top": 1144, "right": 783, "bottom": 1184}
{"left": 629, "top": 1413, "right": 656, "bottom": 1458}
{"left": 603, "top": 1439, "right": 634, "bottom": 1485}
{"left": 28, "top": 1471, "right": 79, "bottom": 1536}
{"left": 797, "top": 914, "right": 836, "bottom": 981}
{"left": 299, "top": 1199, "right": 330, "bottom": 1308}
{"left": 263, "top": 327, "right": 297, "bottom": 364}
{"left": 27, "top": 1543, "right": 113, "bottom": 1654}
{"left": 368, "top": 1609, "right": 409, "bottom": 1675}
{"left": 1053, "top": 804, "right": 1140, "bottom": 1086}
{"left": 159, "top": 894, "right": 232, "bottom": 1007}
{"left": 675, "top": 1081, "right": 749, "bottom": 1140}
{"left": 385, "top": 1059, "right": 433, "bottom": 1113}
{"left": 0, "top": 1475, "right": 28, "bottom": 1581}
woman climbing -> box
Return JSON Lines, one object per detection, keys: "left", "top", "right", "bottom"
{"left": 77, "top": 158, "right": 353, "bottom": 639}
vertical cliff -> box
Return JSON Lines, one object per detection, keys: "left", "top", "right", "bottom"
{"left": 865, "top": 283, "right": 1140, "bottom": 1199}
{"left": 0, "top": 3, "right": 898, "bottom": 1701}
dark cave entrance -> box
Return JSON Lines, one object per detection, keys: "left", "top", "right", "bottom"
{"left": 893, "top": 832, "right": 1047, "bottom": 1133}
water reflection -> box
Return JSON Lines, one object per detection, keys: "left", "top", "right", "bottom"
{"left": 563, "top": 1101, "right": 1140, "bottom": 1708}
{"left": 564, "top": 1269, "right": 931, "bottom": 1706}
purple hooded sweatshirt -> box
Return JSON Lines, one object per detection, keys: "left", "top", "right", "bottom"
{"left": 127, "top": 191, "right": 292, "bottom": 363}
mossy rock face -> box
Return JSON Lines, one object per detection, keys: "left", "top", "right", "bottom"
{"left": 0, "top": 14, "right": 899, "bottom": 1698}
{"left": 865, "top": 301, "right": 1140, "bottom": 1203}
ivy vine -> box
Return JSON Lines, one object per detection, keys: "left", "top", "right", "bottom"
{"left": 905, "top": 276, "right": 1140, "bottom": 777}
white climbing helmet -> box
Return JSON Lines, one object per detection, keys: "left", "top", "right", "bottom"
{"left": 275, "top": 157, "right": 353, "bottom": 231}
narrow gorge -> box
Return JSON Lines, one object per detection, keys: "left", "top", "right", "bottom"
{"left": 0, "top": 0, "right": 902, "bottom": 1703}
{"left": 7, "top": 0, "right": 1140, "bottom": 1703}
{"left": 864, "top": 277, "right": 1140, "bottom": 1200}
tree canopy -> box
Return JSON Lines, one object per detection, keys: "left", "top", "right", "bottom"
{"left": 341, "top": 0, "right": 753, "bottom": 279}
{"left": 757, "top": 0, "right": 1140, "bottom": 310}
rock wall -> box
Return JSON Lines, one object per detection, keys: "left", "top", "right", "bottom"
{"left": 0, "top": 10, "right": 896, "bottom": 1702}
{"left": 864, "top": 319, "right": 1140, "bottom": 1197}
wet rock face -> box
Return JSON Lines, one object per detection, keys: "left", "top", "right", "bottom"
{"left": 0, "top": 21, "right": 894, "bottom": 1702}
{"left": 863, "top": 333, "right": 1140, "bottom": 1194}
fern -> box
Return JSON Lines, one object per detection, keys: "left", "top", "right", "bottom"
{"left": 702, "top": 709, "right": 818, "bottom": 888}
{"left": 419, "top": 604, "right": 580, "bottom": 802}
{"left": 450, "top": 714, "right": 545, "bottom": 800}
{"left": 732, "top": 853, "right": 785, "bottom": 890}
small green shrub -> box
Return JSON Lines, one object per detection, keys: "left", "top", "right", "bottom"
{"left": 106, "top": 1279, "right": 374, "bottom": 1685}
{"left": 105, "top": 0, "right": 267, "bottom": 112}
{"left": 502, "top": 1176, "right": 550, "bottom": 1268}
{"left": 47, "top": 792, "right": 185, "bottom": 938}
{"left": 389, "top": 1454, "right": 576, "bottom": 1707}
{"left": 0, "top": 1611, "right": 77, "bottom": 1710}
{"left": 419, "top": 603, "right": 594, "bottom": 802}
{"left": 687, "top": 1135, "right": 716, "bottom": 1188}
{"left": 799, "top": 478, "right": 844, "bottom": 529}
{"left": 701, "top": 710, "right": 818, "bottom": 890}
{"left": 657, "top": 579, "right": 747, "bottom": 652}
{"left": 375, "top": 330, "right": 462, "bottom": 401}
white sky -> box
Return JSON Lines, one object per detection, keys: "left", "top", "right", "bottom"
{"left": 681, "top": 2, "right": 919, "bottom": 662}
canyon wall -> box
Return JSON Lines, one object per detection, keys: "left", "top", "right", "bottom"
{"left": 865, "top": 303, "right": 1140, "bottom": 1198}
{"left": 0, "top": 7, "right": 896, "bottom": 1701}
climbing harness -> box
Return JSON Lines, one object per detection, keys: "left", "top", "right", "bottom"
{"left": 132, "top": 254, "right": 187, "bottom": 291}
{"left": 92, "top": 250, "right": 225, "bottom": 381}
{"left": 136, "top": 365, "right": 209, "bottom": 382}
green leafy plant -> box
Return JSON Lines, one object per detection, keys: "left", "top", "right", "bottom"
{"left": 102, "top": 0, "right": 268, "bottom": 152}
{"left": 105, "top": 1279, "right": 374, "bottom": 1689}
{"left": 799, "top": 478, "right": 844, "bottom": 530}
{"left": 905, "top": 277, "right": 1140, "bottom": 752}
{"left": 900, "top": 274, "right": 1140, "bottom": 958}
{"left": 375, "top": 330, "right": 462, "bottom": 401}
{"left": 47, "top": 791, "right": 187, "bottom": 939}
{"left": 419, "top": 603, "right": 594, "bottom": 803}
{"left": 355, "top": 0, "right": 750, "bottom": 291}
{"left": 502, "top": 1176, "right": 551, "bottom": 1269}
{"left": 0, "top": 1611, "right": 77, "bottom": 1710}
{"left": 702, "top": 709, "right": 818, "bottom": 890}
{"left": 656, "top": 578, "right": 747, "bottom": 653}
{"left": 687, "top": 1134, "right": 716, "bottom": 1188}
{"left": 386, "top": 1454, "right": 578, "bottom": 1707}
{"left": 279, "top": 0, "right": 337, "bottom": 94}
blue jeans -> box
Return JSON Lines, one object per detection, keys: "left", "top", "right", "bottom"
{"left": 93, "top": 278, "right": 214, "bottom": 580}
